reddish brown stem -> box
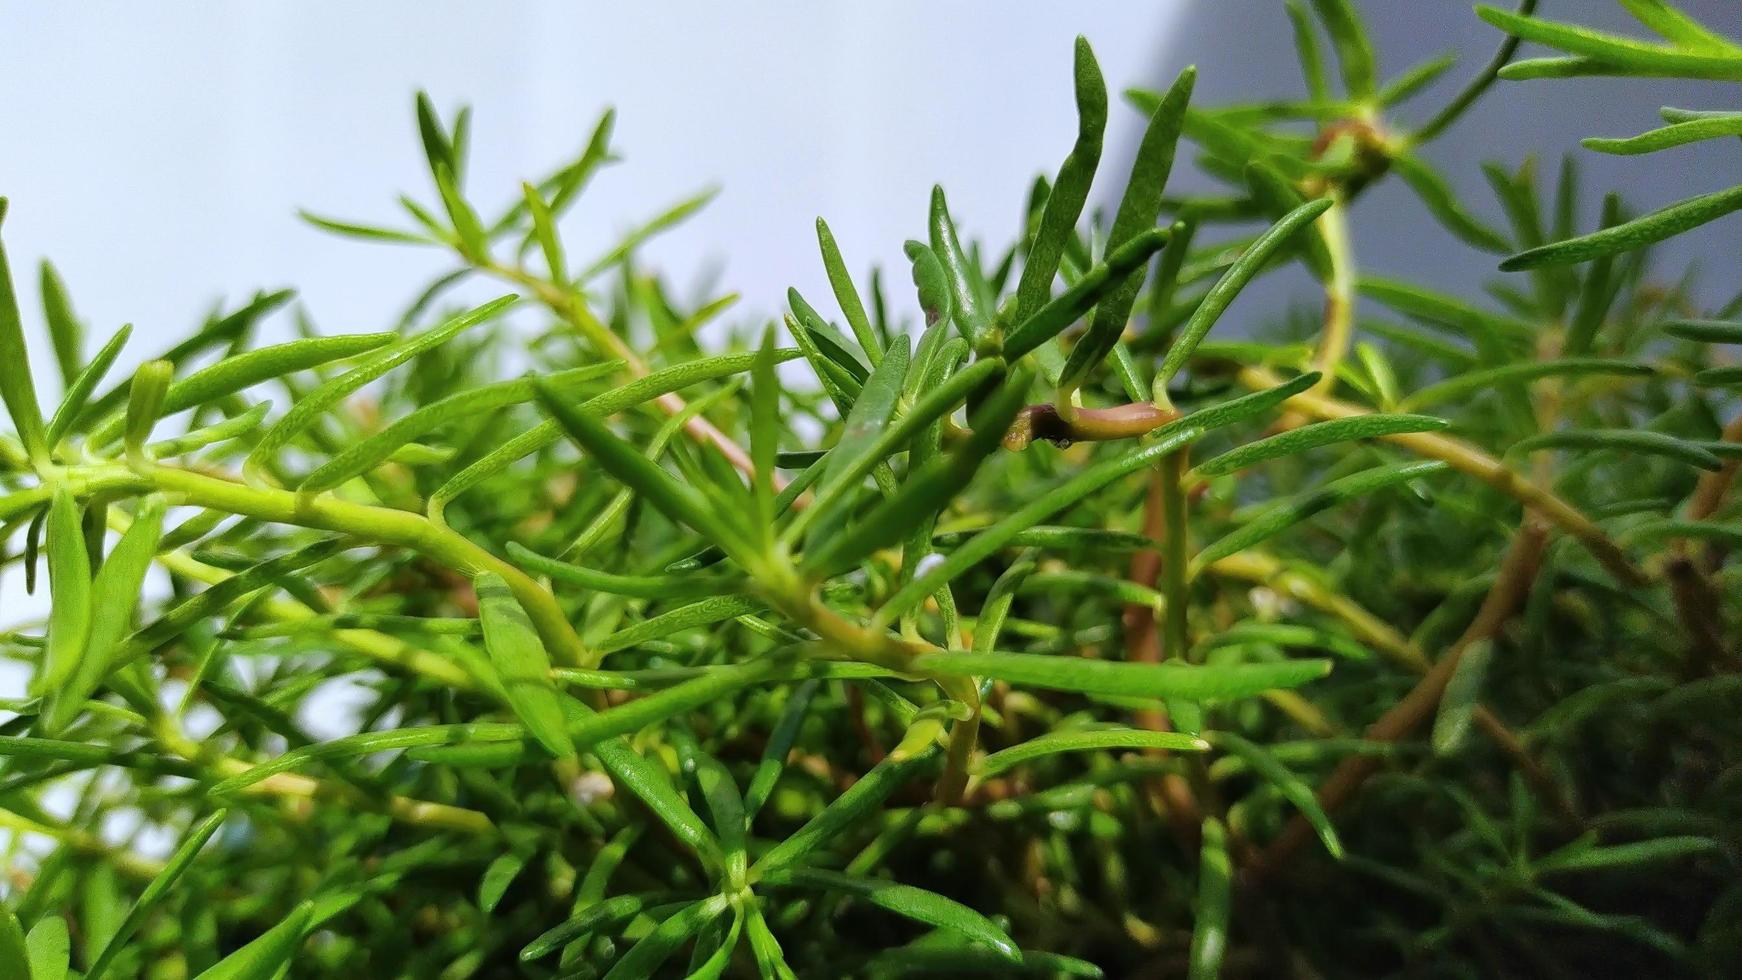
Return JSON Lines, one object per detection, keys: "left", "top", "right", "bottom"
{"left": 1125, "top": 469, "right": 1204, "bottom": 848}
{"left": 1247, "top": 523, "right": 1550, "bottom": 880}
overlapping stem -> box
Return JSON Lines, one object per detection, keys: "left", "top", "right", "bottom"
{"left": 1247, "top": 522, "right": 1549, "bottom": 878}
{"left": 1236, "top": 364, "right": 1643, "bottom": 584}
{"left": 481, "top": 259, "right": 781, "bottom": 496}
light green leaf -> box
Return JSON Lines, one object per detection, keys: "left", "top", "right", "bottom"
{"left": 1190, "top": 461, "right": 1447, "bottom": 576}
{"left": 1191, "top": 414, "right": 1448, "bottom": 478}
{"left": 1188, "top": 818, "right": 1232, "bottom": 980}
{"left": 245, "top": 295, "right": 516, "bottom": 484}
{"left": 86, "top": 809, "right": 230, "bottom": 980}
{"left": 476, "top": 571, "right": 575, "bottom": 759}
{"left": 974, "top": 727, "right": 1208, "bottom": 777}
{"left": 916, "top": 651, "right": 1329, "bottom": 701}
{"left": 763, "top": 866, "right": 1020, "bottom": 962}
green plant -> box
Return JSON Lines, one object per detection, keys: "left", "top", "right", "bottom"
{"left": 2, "top": 0, "right": 1739, "bottom": 976}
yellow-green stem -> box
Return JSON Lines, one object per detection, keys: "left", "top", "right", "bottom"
{"left": 1307, "top": 196, "right": 1354, "bottom": 399}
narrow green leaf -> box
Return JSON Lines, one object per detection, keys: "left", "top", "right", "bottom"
{"left": 1392, "top": 153, "right": 1511, "bottom": 253}
{"left": 0, "top": 906, "right": 25, "bottom": 980}
{"left": 84, "top": 290, "right": 293, "bottom": 425}
{"left": 580, "top": 186, "right": 718, "bottom": 282}
{"left": 245, "top": 295, "right": 515, "bottom": 483}
{"left": 86, "top": 809, "right": 229, "bottom": 980}
{"left": 1309, "top": 0, "right": 1378, "bottom": 97}
{"left": 478, "top": 852, "right": 527, "bottom": 914}
{"left": 510, "top": 543, "right": 743, "bottom": 599}
{"left": 1501, "top": 184, "right": 1742, "bottom": 271}
{"left": 45, "top": 496, "right": 165, "bottom": 734}
{"left": 79, "top": 864, "right": 123, "bottom": 972}
{"left": 127, "top": 538, "right": 346, "bottom": 658}
{"left": 44, "top": 323, "right": 131, "bottom": 447}
{"left": 1697, "top": 365, "right": 1742, "bottom": 386}
{"left": 1432, "top": 639, "right": 1493, "bottom": 755}
{"left": 430, "top": 349, "right": 797, "bottom": 516}
{"left": 521, "top": 181, "right": 566, "bottom": 280}
{"left": 1379, "top": 52, "right": 1459, "bottom": 106}
{"left": 1004, "top": 228, "right": 1171, "bottom": 362}
{"left": 1284, "top": 0, "right": 1331, "bottom": 102}
{"left": 765, "top": 867, "right": 1020, "bottom": 962}
{"left": 123, "top": 360, "right": 173, "bottom": 462}
{"left": 1210, "top": 731, "right": 1343, "bottom": 858}
{"left": 1197, "top": 622, "right": 1372, "bottom": 662}
{"left": 1189, "top": 461, "right": 1448, "bottom": 576}
{"left": 0, "top": 202, "right": 48, "bottom": 460}
{"left": 1061, "top": 66, "right": 1195, "bottom": 390}
{"left": 297, "top": 360, "right": 621, "bottom": 492}
{"left": 877, "top": 423, "right": 1207, "bottom": 621}
{"left": 146, "top": 401, "right": 271, "bottom": 459}
{"left": 1188, "top": 818, "right": 1232, "bottom": 980}
{"left": 746, "top": 905, "right": 799, "bottom": 980}
{"left": 804, "top": 366, "right": 1032, "bottom": 578}
{"left": 1477, "top": 5, "right": 1742, "bottom": 82}
{"left": 816, "top": 217, "right": 880, "bottom": 364}
{"left": 39, "top": 260, "right": 82, "bottom": 386}
{"left": 1585, "top": 115, "right": 1742, "bottom": 156}
{"left": 928, "top": 186, "right": 990, "bottom": 344}
{"left": 1398, "top": 358, "right": 1653, "bottom": 412}
{"left": 1664, "top": 319, "right": 1742, "bottom": 344}
{"left": 914, "top": 651, "right": 1329, "bottom": 701}
{"left": 191, "top": 899, "right": 312, "bottom": 980}
{"left": 1619, "top": 0, "right": 1737, "bottom": 51}
{"left": 25, "top": 916, "right": 69, "bottom": 980}
{"left": 906, "top": 240, "right": 953, "bottom": 330}
{"left": 532, "top": 379, "right": 758, "bottom": 560}
{"left": 519, "top": 892, "right": 670, "bottom": 962}
{"left": 751, "top": 325, "right": 782, "bottom": 531}
{"left": 1359, "top": 275, "right": 1534, "bottom": 345}
{"left": 211, "top": 723, "right": 523, "bottom": 796}
{"left": 803, "top": 336, "right": 912, "bottom": 550}
{"left": 414, "top": 91, "right": 454, "bottom": 177}
{"left": 752, "top": 751, "right": 937, "bottom": 876}
{"left": 596, "top": 595, "right": 763, "bottom": 655}
{"left": 475, "top": 571, "right": 575, "bottom": 759}
{"left": 1565, "top": 194, "right": 1626, "bottom": 356}
{"left": 1509, "top": 428, "right": 1723, "bottom": 470}
{"left": 1017, "top": 37, "right": 1107, "bottom": 329}
{"left": 1158, "top": 198, "right": 1334, "bottom": 393}
{"left": 567, "top": 659, "right": 777, "bottom": 751}
{"left": 1622, "top": 519, "right": 1742, "bottom": 549}
{"left": 975, "top": 727, "right": 1208, "bottom": 777}
{"left": 601, "top": 895, "right": 729, "bottom": 980}
{"left": 1243, "top": 159, "right": 1332, "bottom": 282}
{"left": 434, "top": 161, "right": 488, "bottom": 256}
{"left": 743, "top": 679, "right": 820, "bottom": 821}
{"left": 1191, "top": 414, "right": 1448, "bottom": 478}
{"left": 297, "top": 211, "right": 432, "bottom": 244}
{"left": 33, "top": 488, "right": 92, "bottom": 698}
{"left": 1536, "top": 835, "right": 1719, "bottom": 874}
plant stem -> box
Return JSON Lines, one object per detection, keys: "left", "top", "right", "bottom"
{"left": 1247, "top": 522, "right": 1550, "bottom": 879}
{"left": 1237, "top": 365, "right": 1644, "bottom": 585}
{"left": 1410, "top": 0, "right": 1540, "bottom": 145}
{"left": 482, "top": 259, "right": 780, "bottom": 495}
{"left": 140, "top": 529, "right": 479, "bottom": 689}
{"left": 136, "top": 463, "right": 591, "bottom": 667}
{"left": 1306, "top": 197, "right": 1353, "bottom": 399}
